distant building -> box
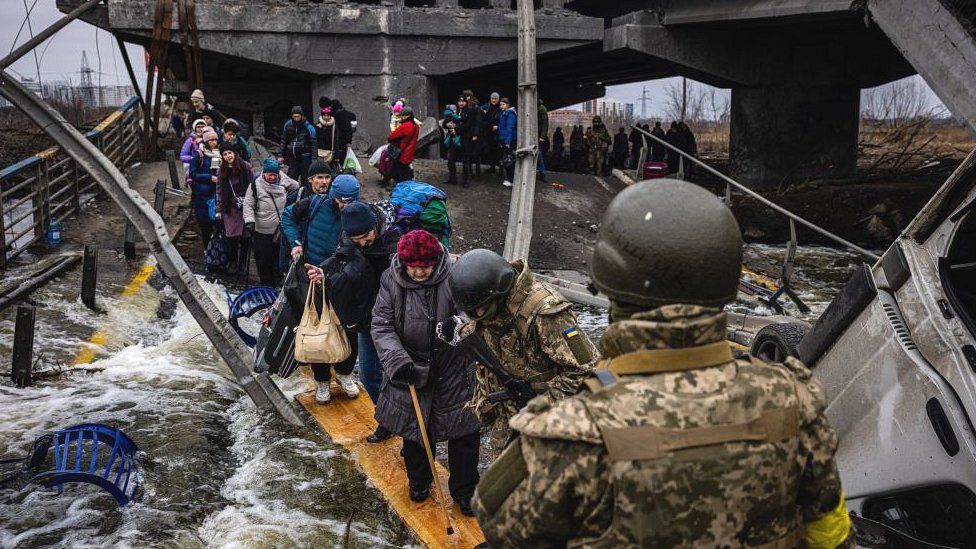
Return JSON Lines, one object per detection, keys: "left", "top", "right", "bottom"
{"left": 0, "top": 76, "right": 135, "bottom": 109}
{"left": 548, "top": 109, "right": 593, "bottom": 132}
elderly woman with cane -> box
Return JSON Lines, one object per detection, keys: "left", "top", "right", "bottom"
{"left": 371, "top": 229, "right": 480, "bottom": 519}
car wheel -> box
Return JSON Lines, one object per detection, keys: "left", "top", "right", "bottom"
{"left": 750, "top": 322, "right": 809, "bottom": 363}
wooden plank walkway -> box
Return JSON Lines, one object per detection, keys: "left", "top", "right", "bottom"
{"left": 296, "top": 376, "right": 486, "bottom": 549}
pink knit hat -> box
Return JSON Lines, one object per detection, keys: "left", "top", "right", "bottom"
{"left": 201, "top": 128, "right": 218, "bottom": 142}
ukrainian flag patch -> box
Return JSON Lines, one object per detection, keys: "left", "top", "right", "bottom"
{"left": 562, "top": 326, "right": 591, "bottom": 364}
{"left": 563, "top": 327, "right": 580, "bottom": 338}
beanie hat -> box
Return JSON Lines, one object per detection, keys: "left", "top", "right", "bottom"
{"left": 291, "top": 105, "right": 304, "bottom": 116}
{"left": 392, "top": 101, "right": 403, "bottom": 114}
{"left": 219, "top": 141, "right": 235, "bottom": 154}
{"left": 321, "top": 107, "right": 332, "bottom": 115}
{"left": 222, "top": 118, "right": 240, "bottom": 133}
{"left": 202, "top": 128, "right": 218, "bottom": 142}
{"left": 191, "top": 118, "right": 207, "bottom": 129}
{"left": 307, "top": 159, "right": 333, "bottom": 180}
{"left": 397, "top": 230, "right": 442, "bottom": 268}
{"left": 490, "top": 92, "right": 500, "bottom": 100}
{"left": 319, "top": 96, "right": 332, "bottom": 109}
{"left": 190, "top": 89, "right": 205, "bottom": 102}
{"left": 341, "top": 201, "right": 377, "bottom": 237}
{"left": 329, "top": 174, "right": 360, "bottom": 203}
{"left": 263, "top": 157, "right": 280, "bottom": 174}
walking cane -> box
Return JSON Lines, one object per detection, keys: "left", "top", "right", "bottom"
{"left": 408, "top": 382, "right": 455, "bottom": 536}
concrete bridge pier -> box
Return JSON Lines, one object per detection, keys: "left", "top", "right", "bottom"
{"left": 312, "top": 73, "right": 437, "bottom": 151}
{"left": 729, "top": 85, "right": 860, "bottom": 187}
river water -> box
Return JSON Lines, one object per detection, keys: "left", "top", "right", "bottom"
{"left": 0, "top": 244, "right": 865, "bottom": 548}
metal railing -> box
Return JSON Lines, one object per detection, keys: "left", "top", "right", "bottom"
{"left": 631, "top": 125, "right": 881, "bottom": 262}
{"left": 0, "top": 96, "right": 142, "bottom": 268}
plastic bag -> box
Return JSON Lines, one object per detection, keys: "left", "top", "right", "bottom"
{"left": 369, "top": 144, "right": 388, "bottom": 167}
{"left": 343, "top": 146, "right": 363, "bottom": 174}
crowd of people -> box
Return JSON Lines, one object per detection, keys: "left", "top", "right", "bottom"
{"left": 174, "top": 87, "right": 852, "bottom": 548}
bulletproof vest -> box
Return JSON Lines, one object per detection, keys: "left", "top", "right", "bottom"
{"left": 577, "top": 346, "right": 804, "bottom": 549}
{"left": 488, "top": 282, "right": 571, "bottom": 387}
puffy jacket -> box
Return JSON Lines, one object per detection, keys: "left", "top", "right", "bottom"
{"left": 279, "top": 118, "right": 316, "bottom": 161}
{"left": 372, "top": 251, "right": 480, "bottom": 443}
{"left": 243, "top": 172, "right": 300, "bottom": 235}
{"left": 332, "top": 101, "right": 357, "bottom": 154}
{"left": 387, "top": 118, "right": 420, "bottom": 165}
{"left": 221, "top": 134, "right": 252, "bottom": 162}
{"left": 188, "top": 145, "right": 218, "bottom": 222}
{"left": 498, "top": 108, "right": 517, "bottom": 146}
{"left": 457, "top": 105, "right": 483, "bottom": 154}
{"left": 323, "top": 202, "right": 401, "bottom": 332}
{"left": 179, "top": 135, "right": 198, "bottom": 164}
{"left": 280, "top": 193, "right": 342, "bottom": 265}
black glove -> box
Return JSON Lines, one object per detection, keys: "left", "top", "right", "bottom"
{"left": 392, "top": 363, "right": 415, "bottom": 383}
{"left": 436, "top": 315, "right": 471, "bottom": 347}
{"left": 503, "top": 378, "right": 537, "bottom": 409}
{"left": 245, "top": 222, "right": 255, "bottom": 233}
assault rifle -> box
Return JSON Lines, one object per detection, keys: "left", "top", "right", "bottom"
{"left": 436, "top": 316, "right": 537, "bottom": 409}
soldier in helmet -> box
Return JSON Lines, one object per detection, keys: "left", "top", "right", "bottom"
{"left": 584, "top": 116, "right": 612, "bottom": 176}
{"left": 446, "top": 249, "right": 598, "bottom": 457}
{"left": 473, "top": 180, "right": 854, "bottom": 548}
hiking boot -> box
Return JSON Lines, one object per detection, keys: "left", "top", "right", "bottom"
{"left": 502, "top": 180, "right": 513, "bottom": 187}
{"left": 315, "top": 381, "right": 331, "bottom": 404}
{"left": 409, "top": 484, "right": 431, "bottom": 502}
{"left": 337, "top": 373, "right": 360, "bottom": 398}
{"left": 367, "top": 425, "right": 395, "bottom": 443}
{"left": 458, "top": 498, "right": 475, "bottom": 517}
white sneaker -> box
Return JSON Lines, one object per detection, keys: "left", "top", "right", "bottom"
{"left": 502, "top": 180, "right": 513, "bottom": 187}
{"left": 337, "top": 373, "right": 360, "bottom": 398}
{"left": 315, "top": 381, "right": 331, "bottom": 404}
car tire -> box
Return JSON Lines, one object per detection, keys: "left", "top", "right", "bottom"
{"left": 750, "top": 322, "right": 809, "bottom": 363}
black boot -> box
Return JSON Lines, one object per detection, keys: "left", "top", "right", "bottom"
{"left": 409, "top": 483, "right": 431, "bottom": 502}
{"left": 458, "top": 498, "right": 475, "bottom": 516}
{"left": 367, "top": 425, "right": 395, "bottom": 443}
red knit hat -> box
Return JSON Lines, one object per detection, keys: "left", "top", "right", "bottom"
{"left": 397, "top": 230, "right": 442, "bottom": 267}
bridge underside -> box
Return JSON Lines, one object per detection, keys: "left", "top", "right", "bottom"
{"left": 61, "top": 0, "right": 976, "bottom": 188}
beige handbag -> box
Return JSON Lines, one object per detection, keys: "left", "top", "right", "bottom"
{"left": 317, "top": 124, "right": 336, "bottom": 162}
{"left": 293, "top": 282, "right": 351, "bottom": 364}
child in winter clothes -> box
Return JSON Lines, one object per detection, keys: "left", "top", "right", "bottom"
{"left": 442, "top": 106, "right": 462, "bottom": 186}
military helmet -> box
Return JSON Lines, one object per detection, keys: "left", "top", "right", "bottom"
{"left": 448, "top": 249, "right": 516, "bottom": 313}
{"left": 592, "top": 115, "right": 603, "bottom": 124}
{"left": 591, "top": 179, "right": 743, "bottom": 308}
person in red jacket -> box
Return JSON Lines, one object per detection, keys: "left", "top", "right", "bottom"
{"left": 387, "top": 106, "right": 420, "bottom": 182}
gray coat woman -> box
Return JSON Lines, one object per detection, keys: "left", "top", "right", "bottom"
{"left": 371, "top": 229, "right": 480, "bottom": 514}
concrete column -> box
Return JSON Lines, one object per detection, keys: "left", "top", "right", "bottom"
{"left": 312, "top": 73, "right": 437, "bottom": 154}
{"left": 729, "top": 85, "right": 859, "bottom": 189}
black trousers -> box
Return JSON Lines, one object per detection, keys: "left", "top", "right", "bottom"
{"left": 446, "top": 147, "right": 459, "bottom": 184}
{"left": 197, "top": 219, "right": 215, "bottom": 247}
{"left": 311, "top": 326, "right": 357, "bottom": 382}
{"left": 402, "top": 430, "right": 480, "bottom": 503}
{"left": 252, "top": 231, "right": 280, "bottom": 286}
{"left": 392, "top": 161, "right": 414, "bottom": 183}
{"left": 287, "top": 155, "right": 311, "bottom": 184}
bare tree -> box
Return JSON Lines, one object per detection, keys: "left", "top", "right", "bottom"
{"left": 861, "top": 77, "right": 945, "bottom": 131}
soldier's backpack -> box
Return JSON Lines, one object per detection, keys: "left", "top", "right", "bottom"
{"left": 389, "top": 180, "right": 451, "bottom": 247}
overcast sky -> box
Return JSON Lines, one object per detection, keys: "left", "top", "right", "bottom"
{"left": 2, "top": 2, "right": 946, "bottom": 120}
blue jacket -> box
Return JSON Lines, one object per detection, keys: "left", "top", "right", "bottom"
{"left": 497, "top": 108, "right": 517, "bottom": 145}
{"left": 281, "top": 193, "right": 342, "bottom": 265}
{"left": 188, "top": 146, "right": 217, "bottom": 222}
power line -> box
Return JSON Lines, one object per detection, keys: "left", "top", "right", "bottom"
{"left": 9, "top": 0, "right": 39, "bottom": 55}
{"left": 21, "top": 0, "right": 42, "bottom": 85}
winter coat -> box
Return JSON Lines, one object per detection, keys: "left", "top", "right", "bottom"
{"left": 323, "top": 201, "right": 401, "bottom": 332}
{"left": 332, "top": 101, "right": 357, "bottom": 157}
{"left": 280, "top": 193, "right": 342, "bottom": 265}
{"left": 188, "top": 145, "right": 219, "bottom": 223}
{"left": 372, "top": 251, "right": 480, "bottom": 444}
{"left": 279, "top": 118, "right": 316, "bottom": 162}
{"left": 216, "top": 160, "right": 253, "bottom": 238}
{"left": 180, "top": 135, "right": 199, "bottom": 164}
{"left": 388, "top": 118, "right": 420, "bottom": 165}
{"left": 243, "top": 172, "right": 300, "bottom": 235}
{"left": 442, "top": 110, "right": 462, "bottom": 149}
{"left": 315, "top": 119, "right": 338, "bottom": 156}
{"left": 457, "top": 105, "right": 483, "bottom": 156}
{"left": 613, "top": 131, "right": 630, "bottom": 157}
{"left": 552, "top": 129, "right": 565, "bottom": 150}
{"left": 497, "top": 108, "right": 517, "bottom": 146}
{"left": 481, "top": 103, "right": 502, "bottom": 144}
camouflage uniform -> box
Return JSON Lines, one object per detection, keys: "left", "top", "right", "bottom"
{"left": 471, "top": 260, "right": 598, "bottom": 457}
{"left": 585, "top": 123, "right": 612, "bottom": 175}
{"left": 473, "top": 305, "right": 853, "bottom": 548}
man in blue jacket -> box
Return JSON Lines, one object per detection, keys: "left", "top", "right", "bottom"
{"left": 497, "top": 97, "right": 517, "bottom": 188}
{"left": 281, "top": 170, "right": 361, "bottom": 403}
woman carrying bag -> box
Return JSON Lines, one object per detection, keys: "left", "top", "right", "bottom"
{"left": 244, "top": 158, "right": 300, "bottom": 286}
{"left": 370, "top": 230, "right": 480, "bottom": 517}
{"left": 215, "top": 142, "right": 253, "bottom": 274}
{"left": 315, "top": 107, "right": 339, "bottom": 172}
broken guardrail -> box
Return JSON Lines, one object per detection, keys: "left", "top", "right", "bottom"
{"left": 0, "top": 4, "right": 304, "bottom": 426}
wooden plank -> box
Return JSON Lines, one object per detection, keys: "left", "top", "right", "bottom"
{"left": 296, "top": 376, "right": 487, "bottom": 549}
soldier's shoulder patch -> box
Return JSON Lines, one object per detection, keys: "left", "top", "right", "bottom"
{"left": 510, "top": 396, "right": 602, "bottom": 444}
{"left": 562, "top": 325, "right": 594, "bottom": 365}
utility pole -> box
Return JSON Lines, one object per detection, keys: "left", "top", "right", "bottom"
{"left": 503, "top": 0, "right": 538, "bottom": 263}
{"left": 681, "top": 77, "right": 688, "bottom": 121}
{"left": 637, "top": 85, "right": 651, "bottom": 120}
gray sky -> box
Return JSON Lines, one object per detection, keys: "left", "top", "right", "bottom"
{"left": 2, "top": 1, "right": 147, "bottom": 91}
